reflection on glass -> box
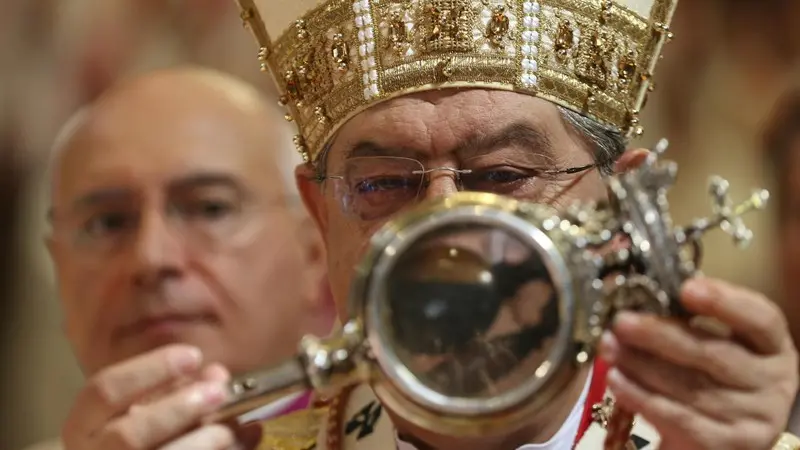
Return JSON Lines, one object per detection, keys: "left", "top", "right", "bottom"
{"left": 384, "top": 224, "right": 560, "bottom": 400}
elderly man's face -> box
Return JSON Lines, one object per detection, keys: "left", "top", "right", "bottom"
{"left": 299, "top": 89, "right": 609, "bottom": 319}
{"left": 48, "top": 82, "right": 328, "bottom": 376}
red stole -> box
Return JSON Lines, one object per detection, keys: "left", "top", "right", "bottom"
{"left": 575, "top": 360, "right": 610, "bottom": 445}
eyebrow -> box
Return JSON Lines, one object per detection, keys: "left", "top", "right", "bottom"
{"left": 166, "top": 172, "right": 245, "bottom": 193}
{"left": 45, "top": 187, "right": 135, "bottom": 224}
{"left": 344, "top": 122, "right": 554, "bottom": 163}
{"left": 457, "top": 122, "right": 554, "bottom": 161}
{"left": 346, "top": 141, "right": 427, "bottom": 160}
{"left": 70, "top": 188, "right": 135, "bottom": 213}
{"left": 57, "top": 172, "right": 247, "bottom": 217}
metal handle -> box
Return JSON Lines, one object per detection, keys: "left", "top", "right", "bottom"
{"left": 205, "top": 357, "right": 310, "bottom": 423}
{"left": 205, "top": 321, "right": 369, "bottom": 424}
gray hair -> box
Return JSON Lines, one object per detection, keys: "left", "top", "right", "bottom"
{"left": 557, "top": 106, "right": 626, "bottom": 175}
{"left": 313, "top": 106, "right": 626, "bottom": 178}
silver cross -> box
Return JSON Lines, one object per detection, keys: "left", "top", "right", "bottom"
{"left": 684, "top": 176, "right": 770, "bottom": 248}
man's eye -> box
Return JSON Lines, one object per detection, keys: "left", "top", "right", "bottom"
{"left": 354, "top": 176, "right": 417, "bottom": 193}
{"left": 181, "top": 200, "right": 237, "bottom": 220}
{"left": 83, "top": 213, "right": 134, "bottom": 237}
{"left": 478, "top": 170, "right": 528, "bottom": 183}
{"left": 467, "top": 169, "right": 534, "bottom": 188}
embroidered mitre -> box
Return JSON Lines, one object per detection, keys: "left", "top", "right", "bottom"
{"left": 232, "top": 0, "right": 678, "bottom": 162}
{"left": 254, "top": 405, "right": 329, "bottom": 450}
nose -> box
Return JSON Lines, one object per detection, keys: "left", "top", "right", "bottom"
{"left": 422, "top": 171, "right": 460, "bottom": 200}
{"left": 131, "top": 211, "right": 187, "bottom": 287}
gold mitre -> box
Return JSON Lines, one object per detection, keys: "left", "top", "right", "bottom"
{"left": 235, "top": 0, "right": 678, "bottom": 162}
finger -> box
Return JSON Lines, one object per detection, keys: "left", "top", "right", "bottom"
{"left": 682, "top": 278, "right": 788, "bottom": 354}
{"left": 606, "top": 368, "right": 727, "bottom": 449}
{"left": 136, "top": 364, "right": 230, "bottom": 409}
{"left": 70, "top": 345, "right": 203, "bottom": 437}
{"left": 608, "top": 368, "right": 777, "bottom": 450}
{"left": 157, "top": 424, "right": 235, "bottom": 450}
{"left": 601, "top": 333, "right": 748, "bottom": 423}
{"left": 201, "top": 364, "right": 231, "bottom": 382}
{"left": 608, "top": 312, "right": 767, "bottom": 389}
{"left": 98, "top": 380, "right": 228, "bottom": 449}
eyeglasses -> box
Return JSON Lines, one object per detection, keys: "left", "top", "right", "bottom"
{"left": 317, "top": 156, "right": 602, "bottom": 221}
{"left": 49, "top": 197, "right": 292, "bottom": 262}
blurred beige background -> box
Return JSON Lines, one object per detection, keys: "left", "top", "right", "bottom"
{"left": 1, "top": 0, "right": 798, "bottom": 448}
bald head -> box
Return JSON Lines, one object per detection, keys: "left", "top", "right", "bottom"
{"left": 46, "top": 67, "right": 332, "bottom": 376}
{"left": 50, "top": 67, "right": 299, "bottom": 210}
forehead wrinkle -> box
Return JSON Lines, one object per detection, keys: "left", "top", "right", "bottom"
{"left": 345, "top": 141, "right": 429, "bottom": 161}
{"left": 453, "top": 122, "right": 557, "bottom": 163}
{"left": 332, "top": 89, "right": 573, "bottom": 166}
{"left": 351, "top": 92, "right": 473, "bottom": 154}
{"left": 344, "top": 122, "right": 558, "bottom": 167}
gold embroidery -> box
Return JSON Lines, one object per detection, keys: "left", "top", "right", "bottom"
{"left": 293, "top": 135, "right": 310, "bottom": 162}
{"left": 233, "top": 0, "right": 678, "bottom": 161}
{"left": 295, "top": 19, "right": 310, "bottom": 40}
{"left": 583, "top": 89, "right": 596, "bottom": 113}
{"left": 486, "top": 5, "right": 510, "bottom": 47}
{"left": 387, "top": 10, "right": 410, "bottom": 49}
{"left": 331, "top": 32, "right": 351, "bottom": 71}
{"left": 575, "top": 29, "right": 612, "bottom": 90}
{"left": 625, "top": 109, "right": 643, "bottom": 137}
{"left": 258, "top": 47, "right": 270, "bottom": 72}
{"left": 437, "top": 57, "right": 455, "bottom": 78}
{"left": 554, "top": 19, "right": 574, "bottom": 62}
{"left": 599, "top": 0, "right": 613, "bottom": 24}
{"left": 617, "top": 48, "right": 637, "bottom": 91}
{"left": 295, "top": 35, "right": 335, "bottom": 105}
{"left": 423, "top": 0, "right": 474, "bottom": 53}
{"left": 284, "top": 70, "right": 302, "bottom": 104}
{"left": 256, "top": 406, "right": 328, "bottom": 450}
{"left": 591, "top": 396, "right": 615, "bottom": 428}
{"left": 315, "top": 105, "right": 330, "bottom": 124}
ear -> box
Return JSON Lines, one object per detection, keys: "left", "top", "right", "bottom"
{"left": 296, "top": 213, "right": 326, "bottom": 272}
{"left": 295, "top": 163, "right": 329, "bottom": 244}
{"left": 292, "top": 208, "right": 327, "bottom": 291}
{"left": 614, "top": 148, "right": 650, "bottom": 173}
{"left": 295, "top": 163, "right": 339, "bottom": 334}
{"left": 315, "top": 274, "right": 337, "bottom": 336}
{"left": 293, "top": 214, "right": 337, "bottom": 335}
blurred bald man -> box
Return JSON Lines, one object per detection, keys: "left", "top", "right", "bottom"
{"left": 34, "top": 67, "right": 333, "bottom": 450}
